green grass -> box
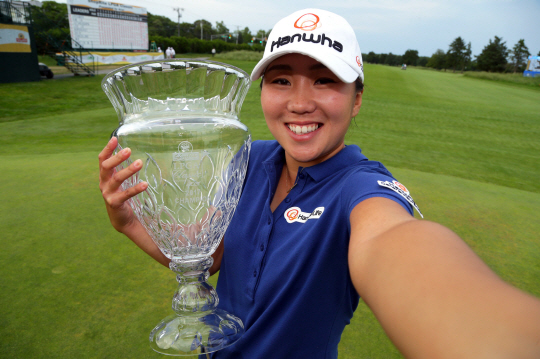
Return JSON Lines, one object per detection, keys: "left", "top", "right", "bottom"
{"left": 463, "top": 70, "right": 540, "bottom": 88}
{"left": 345, "top": 65, "right": 540, "bottom": 193}
{"left": 38, "top": 55, "right": 57, "bottom": 67}
{"left": 0, "top": 75, "right": 110, "bottom": 123}
{"left": 1, "top": 62, "right": 539, "bottom": 358}
{"left": 217, "top": 50, "right": 264, "bottom": 62}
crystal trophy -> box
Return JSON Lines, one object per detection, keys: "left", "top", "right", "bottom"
{"left": 102, "top": 60, "right": 251, "bottom": 355}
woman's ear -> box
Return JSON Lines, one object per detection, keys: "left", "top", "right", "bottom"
{"left": 351, "top": 91, "right": 363, "bottom": 118}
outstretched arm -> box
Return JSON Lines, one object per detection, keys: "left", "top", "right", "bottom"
{"left": 349, "top": 197, "right": 540, "bottom": 359}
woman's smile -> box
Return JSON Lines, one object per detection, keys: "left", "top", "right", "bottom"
{"left": 287, "top": 123, "right": 321, "bottom": 135}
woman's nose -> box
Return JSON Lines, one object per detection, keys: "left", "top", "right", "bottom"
{"left": 287, "top": 82, "right": 316, "bottom": 114}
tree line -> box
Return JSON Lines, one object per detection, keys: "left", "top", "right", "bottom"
{"left": 424, "top": 36, "right": 535, "bottom": 73}
{"left": 147, "top": 12, "right": 268, "bottom": 55}
{"left": 30, "top": 1, "right": 538, "bottom": 73}
{"left": 148, "top": 13, "right": 269, "bottom": 44}
{"left": 363, "top": 50, "right": 429, "bottom": 67}
{"left": 364, "top": 37, "right": 536, "bottom": 73}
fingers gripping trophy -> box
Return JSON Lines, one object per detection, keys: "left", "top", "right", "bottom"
{"left": 102, "top": 60, "right": 251, "bottom": 355}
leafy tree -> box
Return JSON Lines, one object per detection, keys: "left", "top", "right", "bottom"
{"left": 31, "top": 1, "right": 69, "bottom": 30}
{"left": 416, "top": 56, "right": 429, "bottom": 67}
{"left": 476, "top": 36, "right": 509, "bottom": 72}
{"left": 177, "top": 22, "right": 197, "bottom": 38}
{"left": 148, "top": 13, "right": 177, "bottom": 37}
{"left": 426, "top": 49, "right": 446, "bottom": 70}
{"left": 30, "top": 1, "right": 70, "bottom": 54}
{"left": 192, "top": 20, "right": 213, "bottom": 40}
{"left": 238, "top": 27, "right": 252, "bottom": 44}
{"left": 464, "top": 42, "right": 472, "bottom": 70}
{"left": 215, "top": 21, "right": 229, "bottom": 36}
{"left": 365, "top": 51, "right": 379, "bottom": 64}
{"left": 402, "top": 49, "right": 419, "bottom": 66}
{"left": 384, "top": 53, "right": 402, "bottom": 66}
{"left": 256, "top": 29, "right": 267, "bottom": 40}
{"left": 385, "top": 53, "right": 396, "bottom": 65}
{"left": 446, "top": 37, "right": 467, "bottom": 73}
{"left": 509, "top": 39, "right": 530, "bottom": 73}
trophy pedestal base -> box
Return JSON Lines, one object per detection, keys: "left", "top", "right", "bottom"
{"left": 149, "top": 308, "right": 244, "bottom": 356}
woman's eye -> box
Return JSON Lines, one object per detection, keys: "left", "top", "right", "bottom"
{"left": 315, "top": 78, "right": 336, "bottom": 85}
{"left": 272, "top": 78, "right": 290, "bottom": 85}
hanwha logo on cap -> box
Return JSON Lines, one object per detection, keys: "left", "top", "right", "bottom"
{"left": 294, "top": 13, "right": 320, "bottom": 31}
{"left": 356, "top": 56, "right": 362, "bottom": 67}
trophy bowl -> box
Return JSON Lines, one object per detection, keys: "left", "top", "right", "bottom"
{"left": 102, "top": 59, "right": 251, "bottom": 355}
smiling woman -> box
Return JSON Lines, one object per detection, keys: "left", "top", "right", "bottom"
{"left": 261, "top": 54, "right": 362, "bottom": 169}
{"left": 98, "top": 7, "right": 540, "bottom": 359}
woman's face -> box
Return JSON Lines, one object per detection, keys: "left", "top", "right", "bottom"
{"left": 261, "top": 53, "right": 362, "bottom": 167}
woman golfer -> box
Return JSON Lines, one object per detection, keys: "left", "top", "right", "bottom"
{"left": 99, "top": 9, "right": 540, "bottom": 359}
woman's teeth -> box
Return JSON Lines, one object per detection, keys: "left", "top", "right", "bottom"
{"left": 288, "top": 124, "right": 319, "bottom": 135}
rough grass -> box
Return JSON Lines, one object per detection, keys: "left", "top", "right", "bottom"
{"left": 0, "top": 75, "right": 109, "bottom": 123}
{"left": 345, "top": 65, "right": 540, "bottom": 193}
{"left": 216, "top": 50, "right": 264, "bottom": 62}
{"left": 463, "top": 71, "right": 540, "bottom": 87}
{"left": 1, "top": 61, "right": 539, "bottom": 359}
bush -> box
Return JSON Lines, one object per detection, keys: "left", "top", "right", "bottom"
{"left": 150, "top": 35, "right": 264, "bottom": 55}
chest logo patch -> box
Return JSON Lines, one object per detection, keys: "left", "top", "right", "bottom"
{"left": 377, "top": 180, "right": 423, "bottom": 218}
{"left": 284, "top": 206, "right": 324, "bottom": 223}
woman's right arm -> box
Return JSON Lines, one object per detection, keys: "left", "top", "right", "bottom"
{"left": 99, "top": 137, "right": 170, "bottom": 267}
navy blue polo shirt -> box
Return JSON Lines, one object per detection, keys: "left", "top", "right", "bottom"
{"left": 213, "top": 140, "right": 414, "bottom": 359}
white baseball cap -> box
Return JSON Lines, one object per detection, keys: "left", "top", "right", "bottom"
{"left": 251, "top": 9, "right": 364, "bottom": 83}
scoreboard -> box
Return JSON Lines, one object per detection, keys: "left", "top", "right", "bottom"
{"left": 67, "top": 0, "right": 148, "bottom": 50}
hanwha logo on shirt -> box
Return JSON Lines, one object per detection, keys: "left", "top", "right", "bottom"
{"left": 377, "top": 180, "right": 423, "bottom": 218}
{"left": 394, "top": 181, "right": 409, "bottom": 194}
{"left": 294, "top": 13, "right": 320, "bottom": 31}
{"left": 285, "top": 206, "right": 324, "bottom": 223}
{"left": 286, "top": 208, "right": 300, "bottom": 221}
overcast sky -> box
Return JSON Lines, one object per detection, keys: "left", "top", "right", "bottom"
{"left": 55, "top": 0, "right": 540, "bottom": 57}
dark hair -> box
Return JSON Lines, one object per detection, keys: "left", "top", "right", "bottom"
{"left": 354, "top": 78, "right": 364, "bottom": 92}
{"left": 260, "top": 76, "right": 364, "bottom": 93}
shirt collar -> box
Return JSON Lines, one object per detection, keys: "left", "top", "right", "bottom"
{"left": 304, "top": 145, "right": 368, "bottom": 182}
{"left": 262, "top": 143, "right": 368, "bottom": 183}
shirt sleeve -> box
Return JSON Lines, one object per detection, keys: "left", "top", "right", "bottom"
{"left": 341, "top": 163, "right": 418, "bottom": 219}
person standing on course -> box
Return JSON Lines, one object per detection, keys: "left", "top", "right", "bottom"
{"left": 99, "top": 8, "right": 540, "bottom": 359}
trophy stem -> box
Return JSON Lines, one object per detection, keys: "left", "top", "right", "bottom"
{"left": 170, "top": 257, "right": 218, "bottom": 314}
{"left": 149, "top": 256, "right": 244, "bottom": 355}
